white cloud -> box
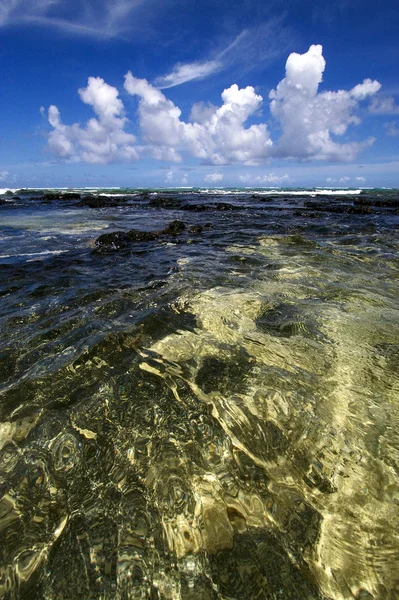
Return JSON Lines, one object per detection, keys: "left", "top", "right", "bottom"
{"left": 0, "top": 170, "right": 9, "bottom": 181}
{"left": 124, "top": 71, "right": 272, "bottom": 165}
{"left": 326, "top": 176, "right": 366, "bottom": 184}
{"left": 1, "top": 0, "right": 147, "bottom": 38}
{"left": 384, "top": 121, "right": 399, "bottom": 136}
{"left": 189, "top": 102, "right": 218, "bottom": 124}
{"left": 47, "top": 45, "right": 381, "bottom": 167}
{"left": 205, "top": 172, "right": 223, "bottom": 183}
{"left": 269, "top": 44, "right": 379, "bottom": 161}
{"left": 154, "top": 20, "right": 291, "bottom": 90}
{"left": 47, "top": 77, "right": 138, "bottom": 164}
{"left": 351, "top": 79, "right": 381, "bottom": 100}
{"left": 369, "top": 96, "right": 399, "bottom": 114}
{"left": 165, "top": 171, "right": 173, "bottom": 183}
{"left": 239, "top": 173, "right": 290, "bottom": 185}
{"left": 155, "top": 60, "right": 222, "bottom": 89}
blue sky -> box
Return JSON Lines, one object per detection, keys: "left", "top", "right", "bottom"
{"left": 1, "top": 0, "right": 399, "bottom": 188}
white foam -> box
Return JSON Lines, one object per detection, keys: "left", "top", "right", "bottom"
{"left": 0, "top": 250, "right": 68, "bottom": 259}
{"left": 246, "top": 188, "right": 362, "bottom": 196}
{"left": 0, "top": 188, "right": 18, "bottom": 195}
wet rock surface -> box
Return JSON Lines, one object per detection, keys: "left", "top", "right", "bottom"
{"left": 94, "top": 220, "right": 190, "bottom": 252}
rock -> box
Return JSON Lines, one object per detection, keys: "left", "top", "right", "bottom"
{"left": 149, "top": 196, "right": 182, "bottom": 209}
{"left": 188, "top": 223, "right": 212, "bottom": 233}
{"left": 347, "top": 205, "right": 374, "bottom": 214}
{"left": 189, "top": 225, "right": 203, "bottom": 234}
{"left": 373, "top": 198, "right": 399, "bottom": 208}
{"left": 354, "top": 197, "right": 372, "bottom": 207}
{"left": 162, "top": 220, "right": 186, "bottom": 235}
{"left": 127, "top": 230, "right": 160, "bottom": 242}
{"left": 293, "top": 211, "right": 320, "bottom": 218}
{"left": 180, "top": 202, "right": 236, "bottom": 211}
{"left": 94, "top": 220, "right": 189, "bottom": 252}
{"left": 77, "top": 195, "right": 129, "bottom": 208}
{"left": 43, "top": 192, "right": 81, "bottom": 201}
{"left": 303, "top": 201, "right": 350, "bottom": 213}
{"left": 78, "top": 195, "right": 109, "bottom": 208}
{"left": 95, "top": 231, "right": 131, "bottom": 252}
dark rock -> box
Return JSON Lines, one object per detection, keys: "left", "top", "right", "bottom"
{"left": 373, "top": 198, "right": 399, "bottom": 208}
{"left": 0, "top": 199, "right": 6, "bottom": 205}
{"left": 211, "top": 202, "right": 237, "bottom": 211}
{"left": 95, "top": 231, "right": 131, "bottom": 252}
{"left": 78, "top": 195, "right": 129, "bottom": 208}
{"left": 189, "top": 225, "right": 203, "bottom": 234}
{"left": 78, "top": 195, "right": 110, "bottom": 208}
{"left": 354, "top": 197, "right": 372, "bottom": 207}
{"left": 293, "top": 211, "right": 320, "bottom": 218}
{"left": 94, "top": 220, "right": 188, "bottom": 252}
{"left": 162, "top": 220, "right": 186, "bottom": 235}
{"left": 180, "top": 203, "right": 208, "bottom": 212}
{"left": 180, "top": 202, "right": 236, "bottom": 211}
{"left": 303, "top": 202, "right": 351, "bottom": 213}
{"left": 43, "top": 192, "right": 81, "bottom": 201}
{"left": 347, "top": 205, "right": 374, "bottom": 214}
{"left": 149, "top": 196, "right": 182, "bottom": 209}
{"left": 127, "top": 230, "right": 159, "bottom": 242}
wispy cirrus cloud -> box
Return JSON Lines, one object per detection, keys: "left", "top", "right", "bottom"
{"left": 0, "top": 0, "right": 148, "bottom": 38}
{"left": 155, "top": 60, "right": 223, "bottom": 89}
{"left": 384, "top": 121, "right": 399, "bottom": 136}
{"left": 154, "top": 18, "right": 292, "bottom": 89}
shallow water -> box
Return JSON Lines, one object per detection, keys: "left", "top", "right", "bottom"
{"left": 0, "top": 190, "right": 399, "bottom": 599}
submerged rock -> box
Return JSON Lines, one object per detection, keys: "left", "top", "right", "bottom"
{"left": 162, "top": 220, "right": 186, "bottom": 235}
{"left": 77, "top": 194, "right": 135, "bottom": 208}
{"left": 347, "top": 205, "right": 374, "bottom": 214}
{"left": 303, "top": 201, "right": 373, "bottom": 214}
{"left": 95, "top": 231, "right": 132, "bottom": 251}
{"left": 149, "top": 196, "right": 182, "bottom": 209}
{"left": 180, "top": 202, "right": 237, "bottom": 211}
{"left": 127, "top": 230, "right": 160, "bottom": 242}
{"left": 94, "top": 220, "right": 192, "bottom": 252}
{"left": 43, "top": 192, "right": 81, "bottom": 201}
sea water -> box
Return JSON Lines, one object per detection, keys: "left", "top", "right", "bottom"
{"left": 0, "top": 188, "right": 398, "bottom": 599}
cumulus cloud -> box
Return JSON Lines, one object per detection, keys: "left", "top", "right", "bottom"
{"left": 124, "top": 71, "right": 272, "bottom": 165}
{"left": 47, "top": 45, "right": 381, "bottom": 166}
{"left": 239, "top": 173, "right": 290, "bottom": 185}
{"left": 269, "top": 44, "right": 379, "bottom": 161}
{"left": 0, "top": 170, "right": 9, "bottom": 181}
{"left": 205, "top": 172, "right": 223, "bottom": 183}
{"left": 47, "top": 77, "right": 138, "bottom": 164}
{"left": 351, "top": 79, "right": 381, "bottom": 100}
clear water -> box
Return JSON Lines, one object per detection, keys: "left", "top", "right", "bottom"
{"left": 0, "top": 189, "right": 399, "bottom": 599}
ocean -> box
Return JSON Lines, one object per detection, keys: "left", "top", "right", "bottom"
{"left": 0, "top": 187, "right": 399, "bottom": 599}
